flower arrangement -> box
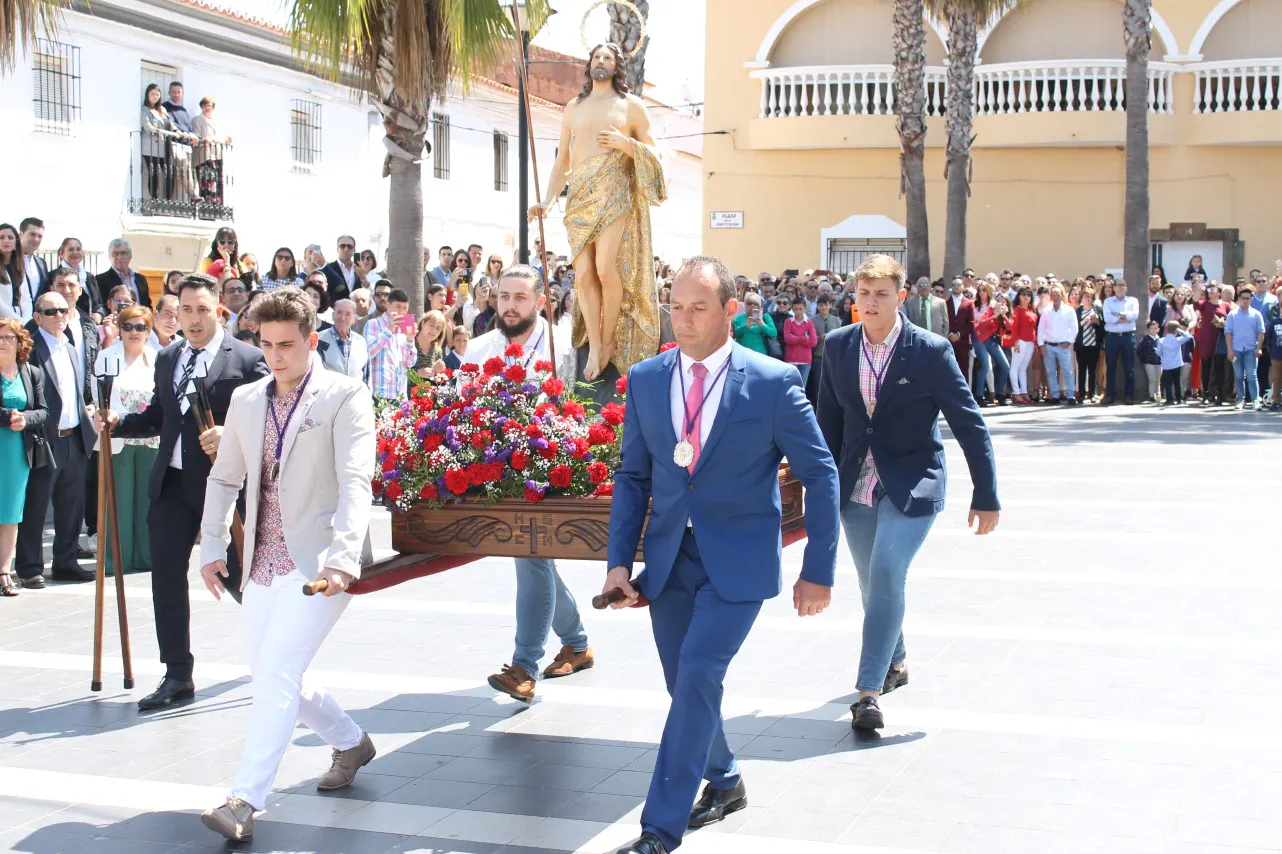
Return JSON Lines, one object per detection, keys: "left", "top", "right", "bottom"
{"left": 373, "top": 342, "right": 629, "bottom": 510}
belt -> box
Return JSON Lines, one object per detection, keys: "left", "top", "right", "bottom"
{"left": 1105, "top": 331, "right": 1133, "bottom": 336}
{"left": 57, "top": 427, "right": 77, "bottom": 438}
{"left": 1047, "top": 342, "right": 1071, "bottom": 347}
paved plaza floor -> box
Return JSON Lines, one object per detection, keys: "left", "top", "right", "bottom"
{"left": 0, "top": 404, "right": 1279, "bottom": 853}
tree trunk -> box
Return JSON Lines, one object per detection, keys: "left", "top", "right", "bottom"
{"left": 943, "top": 6, "right": 977, "bottom": 281}
{"left": 1123, "top": 0, "right": 1152, "bottom": 396}
{"left": 893, "top": 0, "right": 931, "bottom": 282}
{"left": 608, "top": 0, "right": 650, "bottom": 92}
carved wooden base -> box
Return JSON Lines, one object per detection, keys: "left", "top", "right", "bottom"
{"left": 390, "top": 464, "right": 805, "bottom": 561}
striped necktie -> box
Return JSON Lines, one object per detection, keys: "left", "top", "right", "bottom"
{"left": 176, "top": 347, "right": 200, "bottom": 411}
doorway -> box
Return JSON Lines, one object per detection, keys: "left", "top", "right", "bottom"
{"left": 1154, "top": 241, "right": 1223, "bottom": 284}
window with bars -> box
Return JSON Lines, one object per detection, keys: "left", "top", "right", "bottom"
{"left": 140, "top": 60, "right": 178, "bottom": 103}
{"left": 432, "top": 113, "right": 451, "bottom": 180}
{"left": 493, "top": 131, "right": 509, "bottom": 191}
{"left": 291, "top": 99, "right": 322, "bottom": 169}
{"left": 32, "top": 39, "right": 81, "bottom": 134}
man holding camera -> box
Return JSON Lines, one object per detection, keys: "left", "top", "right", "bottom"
{"left": 363, "top": 287, "right": 415, "bottom": 406}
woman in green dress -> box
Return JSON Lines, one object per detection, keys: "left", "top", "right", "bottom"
{"left": 92, "top": 305, "right": 160, "bottom": 576}
{"left": 0, "top": 319, "right": 49, "bottom": 596}
{"left": 732, "top": 292, "right": 778, "bottom": 355}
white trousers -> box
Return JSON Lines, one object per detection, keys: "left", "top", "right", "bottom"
{"left": 1010, "top": 340, "right": 1033, "bottom": 395}
{"left": 230, "top": 570, "right": 362, "bottom": 810}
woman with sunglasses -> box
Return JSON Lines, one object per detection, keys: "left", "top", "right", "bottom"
{"left": 0, "top": 318, "right": 50, "bottom": 595}
{"left": 478, "top": 254, "right": 504, "bottom": 289}
{"left": 91, "top": 305, "right": 159, "bottom": 577}
{"left": 261, "top": 247, "right": 303, "bottom": 292}
{"left": 200, "top": 227, "right": 244, "bottom": 276}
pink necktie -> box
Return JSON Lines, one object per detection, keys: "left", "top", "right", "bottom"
{"left": 684, "top": 362, "right": 708, "bottom": 473}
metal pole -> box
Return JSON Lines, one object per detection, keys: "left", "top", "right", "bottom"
{"left": 517, "top": 30, "right": 531, "bottom": 266}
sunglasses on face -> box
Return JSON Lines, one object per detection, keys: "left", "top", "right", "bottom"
{"left": 275, "top": 255, "right": 292, "bottom": 262}
{"left": 339, "top": 243, "right": 355, "bottom": 250}
{"left": 224, "top": 286, "right": 246, "bottom": 294}
{"left": 40, "top": 307, "right": 68, "bottom": 316}
{"left": 375, "top": 291, "right": 391, "bottom": 298}
{"left": 115, "top": 301, "right": 134, "bottom": 310}
{"left": 120, "top": 322, "right": 148, "bottom": 333}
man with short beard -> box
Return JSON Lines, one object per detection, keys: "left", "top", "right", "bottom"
{"left": 464, "top": 266, "right": 580, "bottom": 703}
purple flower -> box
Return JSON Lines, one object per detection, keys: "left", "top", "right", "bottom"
{"left": 522, "top": 383, "right": 538, "bottom": 396}
{"left": 530, "top": 437, "right": 549, "bottom": 450}
{"left": 524, "top": 479, "right": 547, "bottom": 495}
{"left": 385, "top": 468, "right": 401, "bottom": 481}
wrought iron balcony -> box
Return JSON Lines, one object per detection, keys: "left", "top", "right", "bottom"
{"left": 127, "top": 131, "right": 234, "bottom": 222}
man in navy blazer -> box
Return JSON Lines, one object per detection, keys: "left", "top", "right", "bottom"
{"left": 818, "top": 255, "right": 999, "bottom": 732}
{"left": 603, "top": 255, "right": 840, "bottom": 854}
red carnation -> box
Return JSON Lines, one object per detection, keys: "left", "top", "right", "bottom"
{"left": 588, "top": 461, "right": 609, "bottom": 484}
{"left": 471, "top": 431, "right": 491, "bottom": 450}
{"left": 471, "top": 410, "right": 488, "bottom": 427}
{"left": 541, "top": 377, "right": 566, "bottom": 396}
{"left": 371, "top": 477, "right": 384, "bottom": 495}
{"left": 562, "top": 400, "right": 585, "bottom": 418}
{"left": 385, "top": 481, "right": 403, "bottom": 501}
{"left": 510, "top": 450, "right": 531, "bottom": 471}
{"left": 535, "top": 403, "right": 556, "bottom": 418}
{"left": 444, "top": 468, "right": 471, "bottom": 495}
{"left": 535, "top": 359, "right": 554, "bottom": 373}
{"left": 524, "top": 487, "right": 543, "bottom": 504}
{"left": 615, "top": 376, "right": 628, "bottom": 394}
{"left": 419, "top": 483, "right": 438, "bottom": 499}
{"left": 423, "top": 433, "right": 444, "bottom": 451}
{"left": 468, "top": 464, "right": 487, "bottom": 485}
{"left": 660, "top": 342, "right": 679, "bottom": 353}
{"left": 588, "top": 423, "right": 616, "bottom": 446}
{"left": 483, "top": 357, "right": 505, "bottom": 377}
{"left": 548, "top": 465, "right": 573, "bottom": 489}
{"left": 601, "top": 403, "right": 625, "bottom": 427}
{"left": 505, "top": 342, "right": 525, "bottom": 359}
{"left": 505, "top": 364, "right": 527, "bottom": 383}
{"left": 484, "top": 461, "right": 505, "bottom": 482}
{"left": 567, "top": 437, "right": 589, "bottom": 459}
{"left": 593, "top": 483, "right": 614, "bottom": 497}
{"left": 460, "top": 363, "right": 480, "bottom": 373}
{"left": 382, "top": 455, "right": 400, "bottom": 473}
{"left": 537, "top": 441, "right": 559, "bottom": 460}
{"left": 524, "top": 423, "right": 544, "bottom": 439}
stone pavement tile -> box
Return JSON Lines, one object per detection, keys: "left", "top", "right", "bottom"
{"left": 98, "top": 810, "right": 215, "bottom": 846}
{"left": 510, "top": 816, "right": 610, "bottom": 851}
{"left": 859, "top": 790, "right": 978, "bottom": 825}
{"left": 176, "top": 817, "right": 318, "bottom": 852}
{"left": 840, "top": 815, "right": 958, "bottom": 849}
{"left": 1167, "top": 811, "right": 1280, "bottom": 850}
{"left": 0, "top": 826, "right": 89, "bottom": 854}
{"left": 942, "top": 824, "right": 1058, "bottom": 854}
{"left": 735, "top": 735, "right": 840, "bottom": 761}
{"left": 759, "top": 717, "right": 852, "bottom": 742}
{"left": 62, "top": 835, "right": 184, "bottom": 853}
{"left": 363, "top": 751, "right": 456, "bottom": 779}
{"left": 962, "top": 798, "right": 1076, "bottom": 833}
{"left": 982, "top": 772, "right": 1086, "bottom": 804}
{"left": 397, "top": 733, "right": 494, "bottom": 758}
{"left": 1047, "top": 835, "right": 1166, "bottom": 854}
{"left": 427, "top": 757, "right": 540, "bottom": 786}
{"left": 0, "top": 797, "right": 74, "bottom": 828}
{"left": 11, "top": 803, "right": 141, "bottom": 834}
{"left": 329, "top": 802, "right": 456, "bottom": 836}
{"left": 301, "top": 772, "right": 414, "bottom": 803}
{"left": 461, "top": 786, "right": 582, "bottom": 821}
{"left": 1059, "top": 805, "right": 1176, "bottom": 840}
{"left": 380, "top": 779, "right": 496, "bottom": 810}
{"left": 521, "top": 763, "right": 615, "bottom": 793}
{"left": 766, "top": 778, "right": 885, "bottom": 814}
{"left": 588, "top": 770, "right": 651, "bottom": 798}
{"left": 554, "top": 791, "right": 639, "bottom": 823}
{"left": 291, "top": 826, "right": 409, "bottom": 854}
{"left": 736, "top": 806, "right": 856, "bottom": 843}
{"left": 412, "top": 809, "right": 540, "bottom": 846}
{"left": 386, "top": 838, "right": 500, "bottom": 854}
{"left": 262, "top": 792, "right": 370, "bottom": 826}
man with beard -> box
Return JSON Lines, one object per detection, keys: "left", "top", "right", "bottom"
{"left": 530, "top": 43, "right": 666, "bottom": 382}
{"left": 464, "top": 266, "right": 578, "bottom": 702}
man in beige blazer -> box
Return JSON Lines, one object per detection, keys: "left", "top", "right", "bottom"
{"left": 196, "top": 287, "right": 375, "bottom": 842}
{"left": 904, "top": 277, "right": 949, "bottom": 339}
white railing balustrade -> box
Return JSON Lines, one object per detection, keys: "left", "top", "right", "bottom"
{"left": 752, "top": 60, "right": 1177, "bottom": 119}
{"left": 1191, "top": 60, "right": 1282, "bottom": 113}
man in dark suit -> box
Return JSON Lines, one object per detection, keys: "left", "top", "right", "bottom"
{"left": 945, "top": 275, "right": 976, "bottom": 373}
{"left": 817, "top": 255, "right": 999, "bottom": 732}
{"left": 98, "top": 273, "right": 268, "bottom": 711}
{"left": 16, "top": 290, "right": 97, "bottom": 587}
{"left": 1146, "top": 273, "right": 1168, "bottom": 326}
{"left": 602, "top": 255, "right": 841, "bottom": 854}
{"left": 320, "top": 235, "right": 359, "bottom": 306}
{"left": 94, "top": 238, "right": 152, "bottom": 308}
{"left": 18, "top": 217, "right": 49, "bottom": 318}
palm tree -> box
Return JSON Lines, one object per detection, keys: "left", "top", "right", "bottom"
{"left": 1123, "top": 0, "right": 1152, "bottom": 394}
{"left": 288, "top": 0, "right": 551, "bottom": 313}
{"left": 893, "top": 0, "right": 931, "bottom": 283}
{"left": 0, "top": 0, "right": 63, "bottom": 70}
{"left": 926, "top": 0, "right": 1015, "bottom": 280}
{"left": 607, "top": 0, "right": 649, "bottom": 93}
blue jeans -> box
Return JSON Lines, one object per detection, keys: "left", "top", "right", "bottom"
{"left": 790, "top": 363, "right": 811, "bottom": 389}
{"left": 1044, "top": 344, "right": 1075, "bottom": 399}
{"left": 1104, "top": 332, "right": 1135, "bottom": 399}
{"left": 973, "top": 336, "right": 1010, "bottom": 397}
{"left": 512, "top": 558, "right": 588, "bottom": 679}
{"left": 1233, "top": 350, "right": 1259, "bottom": 402}
{"left": 840, "top": 498, "right": 936, "bottom": 692}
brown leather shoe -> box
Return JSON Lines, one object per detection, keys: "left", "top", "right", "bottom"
{"left": 487, "top": 664, "right": 535, "bottom": 702}
{"left": 542, "top": 646, "right": 594, "bottom": 679}
{"left": 317, "top": 732, "right": 376, "bottom": 791}
{"left": 201, "top": 797, "right": 254, "bottom": 841}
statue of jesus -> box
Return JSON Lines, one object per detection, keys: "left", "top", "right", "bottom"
{"left": 529, "top": 43, "right": 667, "bottom": 382}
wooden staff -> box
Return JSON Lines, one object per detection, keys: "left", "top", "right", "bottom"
{"left": 187, "top": 383, "right": 245, "bottom": 563}
{"left": 510, "top": 7, "right": 558, "bottom": 370}
{"left": 90, "top": 365, "right": 133, "bottom": 692}
{"left": 91, "top": 436, "right": 107, "bottom": 692}
{"left": 99, "top": 421, "right": 134, "bottom": 690}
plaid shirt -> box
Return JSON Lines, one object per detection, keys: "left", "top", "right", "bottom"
{"left": 364, "top": 314, "right": 415, "bottom": 400}
{"left": 851, "top": 317, "right": 903, "bottom": 506}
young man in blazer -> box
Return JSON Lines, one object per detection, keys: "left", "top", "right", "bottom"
{"left": 196, "top": 287, "right": 375, "bottom": 842}
{"left": 97, "top": 273, "right": 268, "bottom": 711}
{"left": 817, "top": 255, "right": 1000, "bottom": 732}
{"left": 602, "top": 255, "right": 841, "bottom": 854}
{"left": 945, "top": 275, "right": 976, "bottom": 371}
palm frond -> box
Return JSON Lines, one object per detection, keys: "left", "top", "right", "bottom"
{"left": 0, "top": 0, "right": 64, "bottom": 71}
{"left": 924, "top": 0, "right": 1021, "bottom": 29}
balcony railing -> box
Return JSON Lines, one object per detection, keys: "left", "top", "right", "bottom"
{"left": 1191, "top": 60, "right": 1282, "bottom": 113}
{"left": 752, "top": 60, "right": 1177, "bottom": 119}
{"left": 127, "top": 131, "right": 234, "bottom": 221}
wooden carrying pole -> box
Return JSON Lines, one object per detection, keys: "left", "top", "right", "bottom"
{"left": 189, "top": 384, "right": 245, "bottom": 563}
{"left": 90, "top": 442, "right": 107, "bottom": 692}
{"left": 90, "top": 389, "right": 133, "bottom": 691}
{"left": 100, "top": 424, "right": 134, "bottom": 690}
{"left": 511, "top": 9, "right": 559, "bottom": 370}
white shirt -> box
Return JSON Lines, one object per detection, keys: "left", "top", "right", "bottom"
{"left": 65, "top": 312, "right": 85, "bottom": 388}
{"left": 23, "top": 255, "right": 41, "bottom": 305}
{"left": 1037, "top": 302, "right": 1079, "bottom": 346}
{"left": 170, "top": 325, "right": 224, "bottom": 469}
{"left": 950, "top": 294, "right": 963, "bottom": 314}
{"left": 39, "top": 328, "right": 81, "bottom": 429}
{"left": 0, "top": 281, "right": 32, "bottom": 324}
{"left": 464, "top": 316, "right": 575, "bottom": 385}
{"left": 670, "top": 338, "right": 733, "bottom": 529}
{"left": 1103, "top": 295, "right": 1140, "bottom": 334}
{"left": 339, "top": 260, "right": 357, "bottom": 291}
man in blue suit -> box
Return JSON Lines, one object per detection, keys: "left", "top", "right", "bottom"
{"left": 817, "top": 254, "right": 999, "bottom": 732}
{"left": 603, "top": 255, "right": 841, "bottom": 854}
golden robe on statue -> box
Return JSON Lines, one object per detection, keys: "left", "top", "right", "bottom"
{"left": 564, "top": 144, "right": 668, "bottom": 377}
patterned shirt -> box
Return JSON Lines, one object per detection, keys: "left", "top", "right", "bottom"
{"left": 249, "top": 384, "right": 305, "bottom": 587}
{"left": 364, "top": 313, "right": 415, "bottom": 401}
{"left": 851, "top": 318, "right": 903, "bottom": 507}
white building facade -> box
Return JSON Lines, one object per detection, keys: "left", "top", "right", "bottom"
{"left": 0, "top": 0, "right": 703, "bottom": 279}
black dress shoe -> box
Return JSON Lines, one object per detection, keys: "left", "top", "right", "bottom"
{"left": 137, "top": 678, "right": 196, "bottom": 712}
{"left": 616, "top": 832, "right": 667, "bottom": 854}
{"left": 851, "top": 696, "right": 884, "bottom": 731}
{"left": 51, "top": 566, "right": 95, "bottom": 583}
{"left": 20, "top": 575, "right": 46, "bottom": 590}
{"left": 688, "top": 779, "right": 747, "bottom": 828}
{"left": 882, "top": 664, "right": 909, "bottom": 695}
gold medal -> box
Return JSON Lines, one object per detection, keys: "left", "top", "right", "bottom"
{"left": 673, "top": 440, "right": 695, "bottom": 467}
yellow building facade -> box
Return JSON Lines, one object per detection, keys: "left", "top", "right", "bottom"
{"left": 702, "top": 0, "right": 1282, "bottom": 283}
